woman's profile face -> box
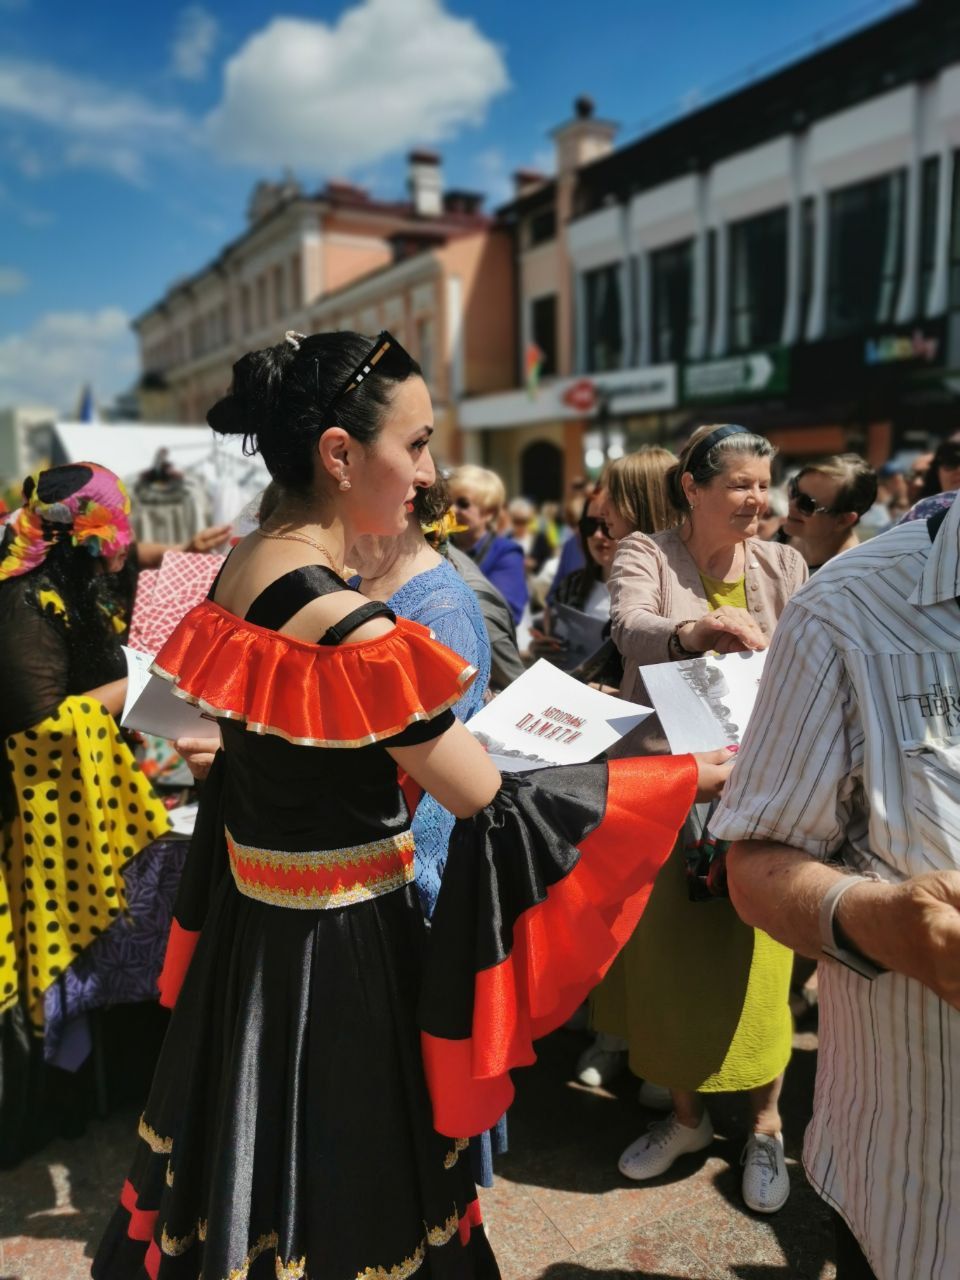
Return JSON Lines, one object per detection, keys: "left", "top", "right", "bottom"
{"left": 685, "top": 452, "right": 770, "bottom": 544}
{"left": 344, "top": 377, "right": 436, "bottom": 537}
{"left": 599, "top": 491, "right": 633, "bottom": 542}
{"left": 583, "top": 495, "right": 617, "bottom": 568}
{"left": 450, "top": 488, "right": 494, "bottom": 542}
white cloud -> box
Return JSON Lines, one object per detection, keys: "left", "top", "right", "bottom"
{"left": 65, "top": 141, "right": 147, "bottom": 186}
{"left": 206, "top": 0, "right": 509, "bottom": 171}
{"left": 0, "top": 307, "right": 137, "bottom": 413}
{"left": 0, "top": 57, "right": 185, "bottom": 139}
{"left": 0, "top": 267, "right": 27, "bottom": 295}
{"left": 171, "top": 6, "right": 219, "bottom": 81}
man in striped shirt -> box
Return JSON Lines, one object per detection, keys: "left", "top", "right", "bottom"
{"left": 711, "top": 492, "right": 960, "bottom": 1280}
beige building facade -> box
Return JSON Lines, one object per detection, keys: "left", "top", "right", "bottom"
{"left": 134, "top": 157, "right": 513, "bottom": 445}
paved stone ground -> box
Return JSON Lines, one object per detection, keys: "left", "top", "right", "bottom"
{"left": 0, "top": 1019, "right": 833, "bottom": 1280}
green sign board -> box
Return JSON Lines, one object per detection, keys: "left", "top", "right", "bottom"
{"left": 682, "top": 347, "right": 790, "bottom": 403}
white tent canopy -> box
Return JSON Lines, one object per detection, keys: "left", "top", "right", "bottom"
{"left": 54, "top": 422, "right": 270, "bottom": 527}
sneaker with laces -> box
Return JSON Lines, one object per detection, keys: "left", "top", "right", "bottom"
{"left": 618, "top": 1110, "right": 714, "bottom": 1180}
{"left": 740, "top": 1131, "right": 790, "bottom": 1213}
{"left": 576, "top": 1033, "right": 627, "bottom": 1087}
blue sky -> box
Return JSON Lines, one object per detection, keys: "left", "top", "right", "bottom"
{"left": 0, "top": 0, "right": 911, "bottom": 413}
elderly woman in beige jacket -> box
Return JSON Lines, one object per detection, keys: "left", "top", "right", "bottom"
{"left": 605, "top": 424, "right": 807, "bottom": 1215}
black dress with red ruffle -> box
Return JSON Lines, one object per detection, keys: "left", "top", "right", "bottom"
{"left": 92, "top": 565, "right": 697, "bottom": 1280}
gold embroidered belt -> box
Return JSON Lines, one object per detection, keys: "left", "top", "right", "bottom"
{"left": 226, "top": 828, "right": 415, "bottom": 910}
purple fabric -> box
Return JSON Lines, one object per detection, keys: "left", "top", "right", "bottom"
{"left": 898, "top": 490, "right": 958, "bottom": 524}
{"left": 43, "top": 836, "right": 187, "bottom": 1062}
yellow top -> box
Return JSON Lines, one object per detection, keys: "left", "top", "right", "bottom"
{"left": 698, "top": 572, "right": 747, "bottom": 613}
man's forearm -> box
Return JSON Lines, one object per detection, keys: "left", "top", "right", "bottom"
{"left": 727, "top": 840, "right": 930, "bottom": 982}
{"left": 726, "top": 841, "right": 841, "bottom": 959}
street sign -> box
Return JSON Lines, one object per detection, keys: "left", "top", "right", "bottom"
{"left": 683, "top": 347, "right": 789, "bottom": 402}
{"left": 562, "top": 378, "right": 598, "bottom": 413}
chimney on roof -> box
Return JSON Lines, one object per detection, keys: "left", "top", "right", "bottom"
{"left": 408, "top": 150, "right": 442, "bottom": 217}
{"left": 552, "top": 96, "right": 617, "bottom": 177}
{"left": 513, "top": 169, "right": 546, "bottom": 198}
{"left": 443, "top": 189, "right": 484, "bottom": 216}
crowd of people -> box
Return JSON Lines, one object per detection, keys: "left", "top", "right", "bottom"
{"left": 0, "top": 327, "right": 957, "bottom": 1280}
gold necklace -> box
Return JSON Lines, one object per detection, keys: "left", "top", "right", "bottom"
{"left": 255, "top": 527, "right": 344, "bottom": 576}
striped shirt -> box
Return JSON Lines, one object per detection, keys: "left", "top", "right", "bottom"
{"left": 711, "top": 493, "right": 960, "bottom": 1280}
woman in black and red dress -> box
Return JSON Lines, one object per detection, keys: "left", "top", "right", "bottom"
{"left": 92, "top": 329, "right": 730, "bottom": 1280}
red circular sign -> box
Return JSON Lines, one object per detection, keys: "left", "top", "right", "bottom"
{"left": 562, "top": 378, "right": 597, "bottom": 413}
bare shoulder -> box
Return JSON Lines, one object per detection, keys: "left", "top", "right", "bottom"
{"left": 282, "top": 589, "right": 396, "bottom": 645}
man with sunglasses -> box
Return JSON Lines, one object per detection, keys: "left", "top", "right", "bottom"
{"left": 782, "top": 456, "right": 878, "bottom": 572}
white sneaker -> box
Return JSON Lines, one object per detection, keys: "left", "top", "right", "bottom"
{"left": 576, "top": 1033, "right": 627, "bottom": 1087}
{"left": 618, "top": 1111, "right": 714, "bottom": 1180}
{"left": 637, "top": 1080, "right": 672, "bottom": 1111}
{"left": 741, "top": 1131, "right": 790, "bottom": 1213}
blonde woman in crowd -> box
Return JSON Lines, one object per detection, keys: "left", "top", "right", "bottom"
{"left": 606, "top": 425, "right": 807, "bottom": 1214}
{"left": 450, "top": 464, "right": 528, "bottom": 624}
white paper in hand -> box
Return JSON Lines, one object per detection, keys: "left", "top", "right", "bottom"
{"left": 639, "top": 649, "right": 768, "bottom": 754}
{"left": 121, "top": 646, "right": 210, "bottom": 741}
{"left": 467, "top": 658, "right": 652, "bottom": 772}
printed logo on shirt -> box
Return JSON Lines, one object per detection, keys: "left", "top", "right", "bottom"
{"left": 898, "top": 681, "right": 960, "bottom": 730}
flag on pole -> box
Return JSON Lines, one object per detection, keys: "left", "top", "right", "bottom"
{"left": 77, "top": 384, "right": 98, "bottom": 423}
{"left": 525, "top": 342, "right": 544, "bottom": 400}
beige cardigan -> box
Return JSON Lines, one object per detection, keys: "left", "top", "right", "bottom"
{"left": 609, "top": 527, "right": 808, "bottom": 706}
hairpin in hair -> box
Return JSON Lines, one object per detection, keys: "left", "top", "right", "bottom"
{"left": 284, "top": 330, "right": 307, "bottom": 352}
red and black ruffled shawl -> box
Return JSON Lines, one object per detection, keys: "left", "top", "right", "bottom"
{"left": 420, "top": 756, "right": 697, "bottom": 1137}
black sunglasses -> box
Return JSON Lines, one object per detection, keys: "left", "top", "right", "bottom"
{"left": 317, "top": 330, "right": 415, "bottom": 423}
{"left": 787, "top": 476, "right": 837, "bottom": 517}
{"left": 580, "top": 514, "right": 613, "bottom": 539}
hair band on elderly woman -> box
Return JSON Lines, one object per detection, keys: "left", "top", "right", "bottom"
{"left": 685, "top": 424, "right": 753, "bottom": 475}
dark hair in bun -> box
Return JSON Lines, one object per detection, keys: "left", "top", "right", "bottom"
{"left": 207, "top": 331, "right": 422, "bottom": 493}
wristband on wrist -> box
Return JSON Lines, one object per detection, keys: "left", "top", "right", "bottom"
{"left": 669, "top": 619, "right": 705, "bottom": 658}
{"left": 818, "top": 874, "right": 886, "bottom": 980}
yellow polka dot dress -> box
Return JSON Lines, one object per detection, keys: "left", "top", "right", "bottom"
{"left": 0, "top": 695, "right": 171, "bottom": 1028}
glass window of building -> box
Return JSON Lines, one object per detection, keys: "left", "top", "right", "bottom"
{"left": 918, "top": 156, "right": 940, "bottom": 316}
{"left": 416, "top": 316, "right": 434, "bottom": 386}
{"left": 290, "top": 254, "right": 302, "bottom": 311}
{"left": 826, "top": 171, "right": 905, "bottom": 336}
{"left": 256, "top": 276, "right": 268, "bottom": 329}
{"left": 240, "top": 286, "right": 251, "bottom": 336}
{"left": 530, "top": 294, "right": 557, "bottom": 377}
{"left": 273, "top": 265, "right": 286, "bottom": 319}
{"left": 583, "top": 263, "right": 623, "bottom": 372}
{"left": 528, "top": 208, "right": 556, "bottom": 248}
{"left": 728, "top": 208, "right": 788, "bottom": 351}
{"left": 798, "top": 197, "right": 816, "bottom": 341}
{"left": 949, "top": 152, "right": 960, "bottom": 311}
{"left": 650, "top": 238, "right": 694, "bottom": 363}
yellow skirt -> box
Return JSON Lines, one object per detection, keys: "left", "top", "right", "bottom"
{"left": 592, "top": 843, "right": 793, "bottom": 1092}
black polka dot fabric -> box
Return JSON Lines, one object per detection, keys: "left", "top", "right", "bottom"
{"left": 1, "top": 696, "right": 171, "bottom": 1027}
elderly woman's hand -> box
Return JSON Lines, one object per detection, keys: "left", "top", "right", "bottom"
{"left": 693, "top": 746, "right": 738, "bottom": 803}
{"left": 680, "top": 607, "right": 767, "bottom": 655}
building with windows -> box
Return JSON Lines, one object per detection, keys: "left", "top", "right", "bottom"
{"left": 464, "top": 0, "right": 960, "bottom": 496}
{"left": 134, "top": 155, "right": 514, "bottom": 458}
